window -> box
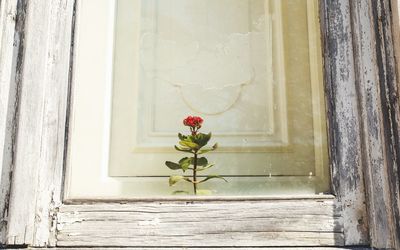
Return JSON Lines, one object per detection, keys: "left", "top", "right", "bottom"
{"left": 66, "top": 0, "right": 329, "bottom": 198}
{"left": 7, "top": 0, "right": 400, "bottom": 248}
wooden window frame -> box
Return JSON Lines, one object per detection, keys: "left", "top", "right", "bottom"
{"left": 0, "top": 0, "right": 399, "bottom": 248}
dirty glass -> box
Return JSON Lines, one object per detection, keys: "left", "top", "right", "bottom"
{"left": 108, "top": 0, "right": 330, "bottom": 196}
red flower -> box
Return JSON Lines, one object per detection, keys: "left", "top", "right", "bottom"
{"left": 183, "top": 116, "right": 203, "bottom": 128}
{"left": 183, "top": 116, "right": 203, "bottom": 135}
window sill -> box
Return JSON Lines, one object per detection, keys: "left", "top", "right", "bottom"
{"left": 57, "top": 196, "right": 342, "bottom": 247}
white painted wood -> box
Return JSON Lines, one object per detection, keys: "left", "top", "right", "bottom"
{"left": 64, "top": 194, "right": 335, "bottom": 203}
{"left": 4, "top": 0, "right": 75, "bottom": 247}
{"left": 0, "top": 0, "right": 17, "bottom": 186}
{"left": 38, "top": 248, "right": 369, "bottom": 250}
{"left": 56, "top": 199, "right": 344, "bottom": 247}
{"left": 0, "top": 0, "right": 19, "bottom": 244}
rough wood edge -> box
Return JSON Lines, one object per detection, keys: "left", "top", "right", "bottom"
{"left": 350, "top": 0, "right": 390, "bottom": 248}
{"left": 0, "top": 0, "right": 26, "bottom": 246}
{"left": 34, "top": 246, "right": 371, "bottom": 250}
{"left": 56, "top": 199, "right": 344, "bottom": 247}
{"left": 392, "top": 0, "right": 400, "bottom": 93}
{"left": 3, "top": 0, "right": 75, "bottom": 247}
{"left": 63, "top": 194, "right": 336, "bottom": 204}
{"left": 369, "top": 0, "right": 400, "bottom": 248}
{"left": 350, "top": 0, "right": 400, "bottom": 249}
{"left": 320, "top": 0, "right": 369, "bottom": 245}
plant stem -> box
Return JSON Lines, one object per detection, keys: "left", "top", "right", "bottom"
{"left": 193, "top": 152, "right": 198, "bottom": 195}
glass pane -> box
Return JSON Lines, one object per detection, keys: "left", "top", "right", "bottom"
{"left": 108, "top": 0, "right": 330, "bottom": 196}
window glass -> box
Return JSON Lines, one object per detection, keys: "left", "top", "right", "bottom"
{"left": 107, "top": 0, "right": 330, "bottom": 196}
{"left": 67, "top": 0, "right": 329, "bottom": 198}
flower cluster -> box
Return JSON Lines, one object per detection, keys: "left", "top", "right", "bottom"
{"left": 183, "top": 116, "right": 203, "bottom": 135}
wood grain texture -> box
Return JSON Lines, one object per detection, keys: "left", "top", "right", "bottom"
{"left": 393, "top": 0, "right": 400, "bottom": 93}
{"left": 350, "top": 0, "right": 391, "bottom": 247}
{"left": 0, "top": 0, "right": 24, "bottom": 245}
{"left": 320, "top": 0, "right": 369, "bottom": 245}
{"left": 35, "top": 248, "right": 371, "bottom": 250}
{"left": 369, "top": 0, "right": 400, "bottom": 248}
{"left": 0, "top": 0, "right": 17, "bottom": 186}
{"left": 56, "top": 199, "right": 344, "bottom": 247}
{"left": 351, "top": 1, "right": 400, "bottom": 248}
{"left": 3, "top": 0, "right": 75, "bottom": 247}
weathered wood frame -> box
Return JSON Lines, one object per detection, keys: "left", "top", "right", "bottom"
{"left": 0, "top": 0, "right": 399, "bottom": 248}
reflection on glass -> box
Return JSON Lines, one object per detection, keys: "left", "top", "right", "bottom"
{"left": 109, "top": 0, "right": 330, "bottom": 196}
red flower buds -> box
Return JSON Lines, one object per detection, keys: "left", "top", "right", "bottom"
{"left": 183, "top": 116, "right": 203, "bottom": 128}
{"left": 183, "top": 116, "right": 203, "bottom": 135}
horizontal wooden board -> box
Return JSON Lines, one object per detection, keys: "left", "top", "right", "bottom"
{"left": 37, "top": 248, "right": 370, "bottom": 250}
{"left": 56, "top": 199, "right": 344, "bottom": 247}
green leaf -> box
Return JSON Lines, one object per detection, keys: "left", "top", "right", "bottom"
{"left": 179, "top": 157, "right": 193, "bottom": 171}
{"left": 192, "top": 133, "right": 212, "bottom": 147}
{"left": 174, "top": 145, "right": 193, "bottom": 153}
{"left": 197, "top": 164, "right": 214, "bottom": 171}
{"left": 202, "top": 132, "right": 212, "bottom": 146}
{"left": 197, "top": 157, "right": 208, "bottom": 166}
{"left": 196, "top": 189, "right": 213, "bottom": 195}
{"left": 199, "top": 175, "right": 227, "bottom": 183}
{"left": 165, "top": 161, "right": 182, "bottom": 170}
{"left": 179, "top": 140, "right": 199, "bottom": 150}
{"left": 178, "top": 133, "right": 187, "bottom": 141}
{"left": 169, "top": 176, "right": 184, "bottom": 186}
{"left": 198, "top": 143, "right": 218, "bottom": 154}
{"left": 169, "top": 175, "right": 193, "bottom": 186}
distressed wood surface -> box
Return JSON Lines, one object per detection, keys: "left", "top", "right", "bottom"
{"left": 350, "top": 0, "right": 392, "bottom": 247}
{"left": 392, "top": 0, "right": 400, "bottom": 68}
{"left": 0, "top": 0, "right": 23, "bottom": 245}
{"left": 0, "top": 0, "right": 17, "bottom": 184}
{"left": 388, "top": 0, "right": 400, "bottom": 246}
{"left": 320, "top": 0, "right": 369, "bottom": 245}
{"left": 32, "top": 247, "right": 371, "bottom": 250}
{"left": 393, "top": 0, "right": 400, "bottom": 93}
{"left": 3, "top": 0, "right": 75, "bottom": 247}
{"left": 56, "top": 199, "right": 344, "bottom": 247}
{"left": 370, "top": 0, "right": 400, "bottom": 248}
{"left": 351, "top": 1, "right": 400, "bottom": 249}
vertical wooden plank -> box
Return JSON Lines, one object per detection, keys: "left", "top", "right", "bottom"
{"left": 320, "top": 0, "right": 369, "bottom": 245}
{"left": 4, "top": 0, "right": 75, "bottom": 247}
{"left": 387, "top": 1, "right": 400, "bottom": 244}
{"left": 368, "top": 0, "right": 400, "bottom": 248}
{"left": 350, "top": 1, "right": 398, "bottom": 248}
{"left": 0, "top": 0, "right": 17, "bottom": 215}
{"left": 0, "top": 0, "right": 25, "bottom": 245}
{"left": 391, "top": 0, "right": 400, "bottom": 90}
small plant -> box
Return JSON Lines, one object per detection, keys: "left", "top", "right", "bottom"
{"left": 165, "top": 116, "right": 227, "bottom": 195}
